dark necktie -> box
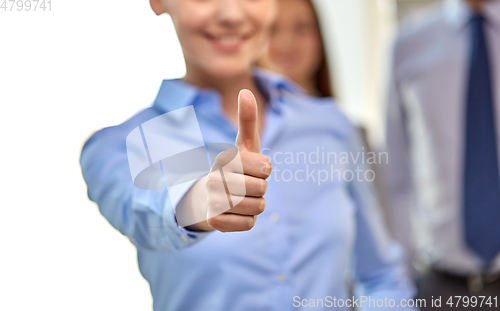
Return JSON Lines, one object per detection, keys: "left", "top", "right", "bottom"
{"left": 464, "top": 14, "right": 500, "bottom": 264}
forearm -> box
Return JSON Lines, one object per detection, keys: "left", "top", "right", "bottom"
{"left": 81, "top": 144, "right": 210, "bottom": 252}
{"left": 91, "top": 176, "right": 209, "bottom": 252}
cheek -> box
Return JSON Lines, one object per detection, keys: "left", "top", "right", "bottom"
{"left": 297, "top": 34, "right": 323, "bottom": 72}
{"left": 252, "top": 30, "right": 272, "bottom": 59}
{"left": 247, "top": 2, "right": 278, "bottom": 39}
{"left": 301, "top": 34, "right": 323, "bottom": 58}
{"left": 244, "top": 19, "right": 275, "bottom": 62}
{"left": 255, "top": 1, "right": 278, "bottom": 25}
{"left": 170, "top": 4, "right": 212, "bottom": 49}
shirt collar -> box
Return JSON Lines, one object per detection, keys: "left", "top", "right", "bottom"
{"left": 152, "top": 67, "right": 304, "bottom": 114}
{"left": 444, "top": 0, "right": 500, "bottom": 32}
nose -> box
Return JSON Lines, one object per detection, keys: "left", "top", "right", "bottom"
{"left": 217, "top": 0, "right": 245, "bottom": 26}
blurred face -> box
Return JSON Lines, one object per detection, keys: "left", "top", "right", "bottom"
{"left": 152, "top": 0, "right": 278, "bottom": 80}
{"left": 466, "top": 0, "right": 493, "bottom": 10}
{"left": 260, "top": 0, "right": 323, "bottom": 87}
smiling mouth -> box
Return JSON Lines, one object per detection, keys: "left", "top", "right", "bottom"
{"left": 204, "top": 33, "right": 252, "bottom": 51}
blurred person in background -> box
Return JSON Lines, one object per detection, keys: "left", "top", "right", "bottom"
{"left": 81, "top": 0, "right": 416, "bottom": 310}
{"left": 258, "top": 0, "right": 333, "bottom": 98}
{"left": 257, "top": 0, "right": 386, "bottom": 300}
{"left": 383, "top": 0, "right": 500, "bottom": 308}
{"left": 259, "top": 0, "right": 394, "bottom": 233}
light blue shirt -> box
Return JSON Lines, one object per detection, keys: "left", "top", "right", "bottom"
{"left": 81, "top": 69, "right": 415, "bottom": 311}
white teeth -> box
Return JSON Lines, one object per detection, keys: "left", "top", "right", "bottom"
{"left": 217, "top": 36, "right": 241, "bottom": 45}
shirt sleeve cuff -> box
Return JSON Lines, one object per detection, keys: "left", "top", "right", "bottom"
{"left": 163, "top": 180, "right": 212, "bottom": 248}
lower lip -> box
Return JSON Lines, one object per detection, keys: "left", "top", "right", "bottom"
{"left": 206, "top": 37, "right": 249, "bottom": 52}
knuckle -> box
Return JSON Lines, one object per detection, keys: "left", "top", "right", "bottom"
{"left": 266, "top": 161, "right": 273, "bottom": 175}
{"left": 259, "top": 158, "right": 272, "bottom": 177}
{"left": 205, "top": 173, "right": 221, "bottom": 190}
{"left": 208, "top": 195, "right": 231, "bottom": 215}
{"left": 245, "top": 216, "right": 256, "bottom": 230}
{"left": 259, "top": 180, "right": 268, "bottom": 195}
{"left": 256, "top": 198, "right": 266, "bottom": 214}
{"left": 207, "top": 195, "right": 220, "bottom": 208}
{"left": 207, "top": 216, "right": 224, "bottom": 230}
{"left": 260, "top": 155, "right": 271, "bottom": 165}
{"left": 214, "top": 150, "right": 236, "bottom": 168}
{"left": 214, "top": 153, "right": 225, "bottom": 164}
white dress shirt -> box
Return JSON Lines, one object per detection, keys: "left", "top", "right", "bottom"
{"left": 384, "top": 0, "right": 500, "bottom": 275}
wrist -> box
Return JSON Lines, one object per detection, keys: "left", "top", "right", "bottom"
{"left": 185, "top": 220, "right": 213, "bottom": 232}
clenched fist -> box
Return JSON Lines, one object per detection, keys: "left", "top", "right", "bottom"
{"left": 178, "top": 89, "right": 272, "bottom": 232}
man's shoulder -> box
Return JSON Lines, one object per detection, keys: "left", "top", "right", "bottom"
{"left": 389, "top": 3, "right": 454, "bottom": 82}
{"left": 397, "top": 3, "right": 446, "bottom": 41}
{"left": 393, "top": 3, "right": 448, "bottom": 59}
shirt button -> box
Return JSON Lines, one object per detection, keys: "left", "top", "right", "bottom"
{"left": 181, "top": 235, "right": 189, "bottom": 242}
{"left": 276, "top": 273, "right": 286, "bottom": 283}
{"left": 270, "top": 212, "right": 281, "bottom": 223}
